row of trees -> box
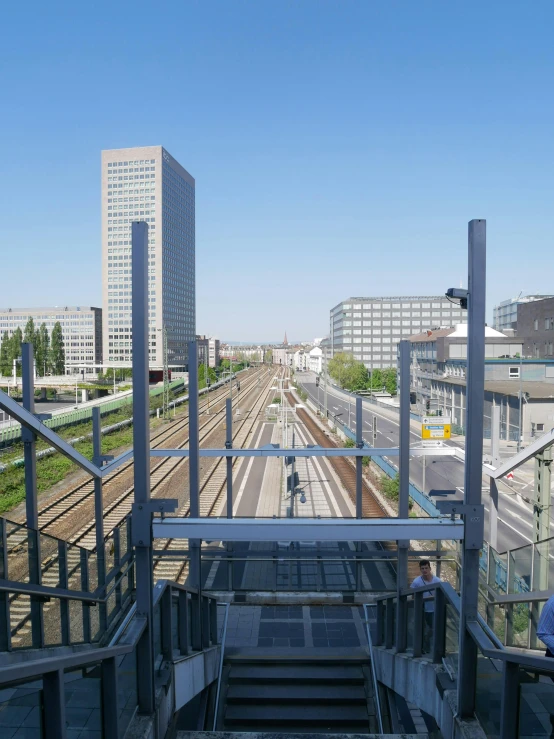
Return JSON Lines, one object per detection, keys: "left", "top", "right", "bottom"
{"left": 0, "top": 318, "right": 65, "bottom": 377}
{"left": 327, "top": 352, "right": 397, "bottom": 395}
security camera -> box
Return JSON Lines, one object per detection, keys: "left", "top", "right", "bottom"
{"left": 445, "top": 288, "right": 468, "bottom": 310}
{"left": 300, "top": 493, "right": 306, "bottom": 504}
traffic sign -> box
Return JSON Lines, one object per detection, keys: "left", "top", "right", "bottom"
{"left": 421, "top": 416, "right": 451, "bottom": 440}
{"left": 506, "top": 471, "right": 514, "bottom": 481}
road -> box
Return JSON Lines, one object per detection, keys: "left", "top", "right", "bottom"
{"left": 296, "top": 371, "right": 553, "bottom": 554}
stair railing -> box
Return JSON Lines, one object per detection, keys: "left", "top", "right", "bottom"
{"left": 363, "top": 602, "right": 384, "bottom": 733}
{"left": 212, "top": 601, "right": 230, "bottom": 730}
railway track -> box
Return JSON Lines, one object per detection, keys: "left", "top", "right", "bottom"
{"left": 10, "top": 367, "right": 265, "bottom": 537}
{"left": 152, "top": 367, "right": 284, "bottom": 584}
{"left": 6, "top": 366, "right": 276, "bottom": 644}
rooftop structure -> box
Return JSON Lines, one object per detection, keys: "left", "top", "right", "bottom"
{"left": 492, "top": 294, "right": 553, "bottom": 332}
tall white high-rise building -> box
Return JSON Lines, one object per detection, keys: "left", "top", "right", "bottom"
{"left": 101, "top": 146, "right": 195, "bottom": 369}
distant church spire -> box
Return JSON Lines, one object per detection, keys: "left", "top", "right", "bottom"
{"left": 283, "top": 331, "right": 288, "bottom": 346}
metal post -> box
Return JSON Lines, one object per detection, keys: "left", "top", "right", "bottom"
{"left": 488, "top": 404, "right": 501, "bottom": 549}
{"left": 458, "top": 219, "right": 486, "bottom": 718}
{"left": 22, "top": 343, "right": 44, "bottom": 648}
{"left": 532, "top": 447, "right": 552, "bottom": 620}
{"left": 499, "top": 661, "right": 519, "bottom": 739}
{"left": 43, "top": 669, "right": 66, "bottom": 738}
{"left": 0, "top": 519, "right": 10, "bottom": 651}
{"left": 396, "top": 341, "right": 411, "bottom": 651}
{"left": 324, "top": 346, "right": 328, "bottom": 420}
{"left": 101, "top": 657, "right": 119, "bottom": 739}
{"left": 58, "top": 540, "right": 70, "bottom": 645}
{"left": 517, "top": 355, "right": 523, "bottom": 452}
{"left": 131, "top": 221, "right": 155, "bottom": 714}
{"left": 188, "top": 341, "right": 202, "bottom": 593}
{"left": 92, "top": 407, "right": 107, "bottom": 634}
{"left": 225, "top": 398, "right": 234, "bottom": 589}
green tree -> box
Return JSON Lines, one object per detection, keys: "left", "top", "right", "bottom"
{"left": 381, "top": 473, "right": 400, "bottom": 501}
{"left": 50, "top": 322, "right": 65, "bottom": 375}
{"left": 198, "top": 363, "right": 217, "bottom": 390}
{"left": 328, "top": 352, "right": 369, "bottom": 392}
{"left": 382, "top": 368, "right": 397, "bottom": 395}
{"left": 0, "top": 331, "right": 10, "bottom": 376}
{"left": 35, "top": 323, "right": 50, "bottom": 376}
{"left": 9, "top": 327, "right": 23, "bottom": 375}
{"left": 264, "top": 349, "right": 272, "bottom": 364}
{"left": 23, "top": 317, "right": 39, "bottom": 356}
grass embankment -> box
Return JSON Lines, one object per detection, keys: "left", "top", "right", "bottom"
{"left": 0, "top": 389, "right": 186, "bottom": 515}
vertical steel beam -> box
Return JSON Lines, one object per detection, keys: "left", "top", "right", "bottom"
{"left": 43, "top": 669, "right": 66, "bottom": 738}
{"left": 131, "top": 221, "right": 155, "bottom": 714}
{"left": 458, "top": 219, "right": 486, "bottom": 718}
{"left": 178, "top": 590, "right": 190, "bottom": 655}
{"left": 226, "top": 398, "right": 234, "bottom": 588}
{"left": 396, "top": 341, "right": 410, "bottom": 650}
{"left": 80, "top": 548, "right": 91, "bottom": 643}
{"left": 22, "top": 344, "right": 44, "bottom": 647}
{"left": 22, "top": 343, "right": 38, "bottom": 529}
{"left": 101, "top": 656, "right": 120, "bottom": 739}
{"left": 0, "top": 519, "right": 11, "bottom": 651}
{"left": 188, "top": 341, "right": 202, "bottom": 592}
{"left": 92, "top": 407, "right": 107, "bottom": 633}
{"left": 355, "top": 397, "right": 363, "bottom": 589}
{"left": 499, "top": 660, "right": 519, "bottom": 739}
{"left": 488, "top": 405, "right": 500, "bottom": 549}
{"left": 58, "top": 540, "right": 70, "bottom": 645}
{"left": 226, "top": 399, "right": 233, "bottom": 518}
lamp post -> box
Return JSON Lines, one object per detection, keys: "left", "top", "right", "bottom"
{"left": 517, "top": 354, "right": 523, "bottom": 452}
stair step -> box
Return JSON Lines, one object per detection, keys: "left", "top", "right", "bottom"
{"left": 224, "top": 704, "right": 369, "bottom": 726}
{"left": 227, "top": 684, "right": 366, "bottom": 703}
{"left": 228, "top": 664, "right": 364, "bottom": 684}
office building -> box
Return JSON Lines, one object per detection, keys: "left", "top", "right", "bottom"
{"left": 516, "top": 296, "right": 554, "bottom": 358}
{"left": 101, "top": 146, "right": 195, "bottom": 369}
{"left": 208, "top": 337, "right": 220, "bottom": 368}
{"left": 0, "top": 306, "right": 102, "bottom": 374}
{"left": 492, "top": 294, "right": 552, "bottom": 332}
{"left": 408, "top": 324, "right": 554, "bottom": 443}
{"left": 330, "top": 296, "right": 467, "bottom": 371}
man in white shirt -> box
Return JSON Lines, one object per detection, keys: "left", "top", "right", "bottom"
{"left": 410, "top": 559, "right": 441, "bottom": 653}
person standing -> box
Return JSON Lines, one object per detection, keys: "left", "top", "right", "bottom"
{"left": 537, "top": 594, "right": 554, "bottom": 732}
{"left": 410, "top": 559, "right": 441, "bottom": 653}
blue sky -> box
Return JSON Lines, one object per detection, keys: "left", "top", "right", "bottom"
{"left": 1, "top": 1, "right": 554, "bottom": 342}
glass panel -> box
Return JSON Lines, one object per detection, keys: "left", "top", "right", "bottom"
{"left": 444, "top": 603, "right": 459, "bottom": 671}
{"left": 508, "top": 544, "right": 532, "bottom": 594}
{"left": 39, "top": 533, "right": 59, "bottom": 586}
{"left": 519, "top": 667, "right": 554, "bottom": 738}
{"left": 6, "top": 521, "right": 30, "bottom": 584}
{"left": 118, "top": 647, "right": 138, "bottom": 736}
{"left": 406, "top": 596, "right": 414, "bottom": 651}
{"left": 507, "top": 602, "right": 530, "bottom": 648}
{"left": 474, "top": 655, "right": 502, "bottom": 738}
{"left": 0, "top": 679, "right": 43, "bottom": 737}
{"left": 153, "top": 602, "right": 161, "bottom": 660}
{"left": 69, "top": 598, "right": 85, "bottom": 643}
{"left": 64, "top": 665, "right": 102, "bottom": 735}
{"left": 533, "top": 539, "right": 554, "bottom": 592}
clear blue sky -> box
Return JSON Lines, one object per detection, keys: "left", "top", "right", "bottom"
{"left": 2, "top": 1, "right": 554, "bottom": 342}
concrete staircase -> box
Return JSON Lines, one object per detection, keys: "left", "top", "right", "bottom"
{"left": 218, "top": 653, "right": 374, "bottom": 734}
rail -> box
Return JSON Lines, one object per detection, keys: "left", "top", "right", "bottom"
{"left": 373, "top": 581, "right": 554, "bottom": 738}
{"left": 363, "top": 603, "right": 384, "bottom": 733}
{"left": 0, "top": 577, "right": 221, "bottom": 738}
{"left": 212, "top": 601, "right": 230, "bottom": 730}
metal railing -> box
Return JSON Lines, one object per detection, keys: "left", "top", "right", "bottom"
{"left": 212, "top": 601, "right": 230, "bottom": 730}
{"left": 363, "top": 603, "right": 384, "bottom": 733}
{"left": 373, "top": 581, "right": 554, "bottom": 739}
{"left": 0, "top": 577, "right": 221, "bottom": 738}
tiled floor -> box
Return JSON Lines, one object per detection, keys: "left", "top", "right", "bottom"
{"left": 223, "top": 603, "right": 368, "bottom": 649}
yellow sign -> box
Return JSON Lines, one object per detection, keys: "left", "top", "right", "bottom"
{"left": 421, "top": 416, "right": 451, "bottom": 440}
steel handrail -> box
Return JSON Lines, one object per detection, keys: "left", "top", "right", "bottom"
{"left": 363, "top": 603, "right": 384, "bottom": 734}
{"left": 212, "top": 602, "right": 230, "bottom": 731}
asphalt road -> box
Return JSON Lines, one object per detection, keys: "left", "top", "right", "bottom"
{"left": 297, "top": 371, "right": 553, "bottom": 555}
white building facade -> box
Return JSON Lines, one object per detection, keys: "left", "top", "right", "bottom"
{"left": 101, "top": 146, "right": 195, "bottom": 370}
{"left": 0, "top": 306, "right": 102, "bottom": 375}
{"left": 330, "top": 296, "right": 467, "bottom": 372}
{"left": 308, "top": 346, "right": 323, "bottom": 374}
